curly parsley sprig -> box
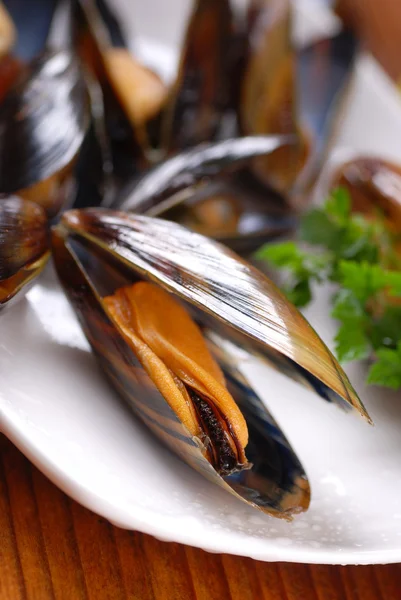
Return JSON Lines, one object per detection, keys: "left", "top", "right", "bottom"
{"left": 255, "top": 188, "right": 401, "bottom": 389}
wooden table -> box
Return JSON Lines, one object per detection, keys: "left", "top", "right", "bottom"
{"left": 1, "top": 434, "right": 401, "bottom": 600}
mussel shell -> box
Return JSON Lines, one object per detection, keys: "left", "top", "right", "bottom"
{"left": 331, "top": 157, "right": 401, "bottom": 229}
{"left": 204, "top": 332, "right": 310, "bottom": 515}
{"left": 160, "top": 0, "right": 234, "bottom": 153}
{"left": 0, "top": 50, "right": 89, "bottom": 196}
{"left": 90, "top": 0, "right": 126, "bottom": 48}
{"left": 240, "top": 0, "right": 308, "bottom": 194}
{"left": 154, "top": 181, "right": 296, "bottom": 254}
{"left": 75, "top": 0, "right": 156, "bottom": 185}
{"left": 52, "top": 218, "right": 310, "bottom": 516}
{"left": 73, "top": 118, "right": 115, "bottom": 210}
{"left": 0, "top": 195, "right": 50, "bottom": 306}
{"left": 295, "top": 28, "right": 357, "bottom": 196}
{"left": 117, "top": 136, "right": 294, "bottom": 215}
{"left": 55, "top": 208, "right": 370, "bottom": 423}
{"left": 17, "top": 159, "right": 78, "bottom": 219}
{"left": 116, "top": 135, "right": 298, "bottom": 253}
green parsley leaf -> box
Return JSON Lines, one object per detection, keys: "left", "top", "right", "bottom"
{"left": 338, "top": 220, "right": 379, "bottom": 264}
{"left": 367, "top": 342, "right": 401, "bottom": 389}
{"left": 254, "top": 241, "right": 304, "bottom": 271}
{"left": 255, "top": 185, "right": 401, "bottom": 389}
{"left": 325, "top": 187, "right": 351, "bottom": 222}
{"left": 285, "top": 279, "right": 312, "bottom": 308}
{"left": 337, "top": 261, "right": 387, "bottom": 303}
{"left": 384, "top": 271, "right": 401, "bottom": 296}
{"left": 370, "top": 306, "right": 401, "bottom": 350}
{"left": 255, "top": 242, "right": 333, "bottom": 308}
{"left": 331, "top": 289, "right": 365, "bottom": 322}
{"left": 334, "top": 321, "right": 371, "bottom": 363}
{"left": 299, "top": 209, "right": 339, "bottom": 248}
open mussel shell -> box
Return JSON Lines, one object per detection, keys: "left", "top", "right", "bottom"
{"left": 77, "top": 0, "right": 166, "bottom": 127}
{"left": 240, "top": 0, "right": 309, "bottom": 195}
{"left": 0, "top": 195, "right": 50, "bottom": 307}
{"left": 52, "top": 211, "right": 309, "bottom": 517}
{"left": 0, "top": 1, "right": 93, "bottom": 217}
{"left": 118, "top": 136, "right": 293, "bottom": 212}
{"left": 52, "top": 209, "right": 370, "bottom": 515}
{"left": 76, "top": 0, "right": 166, "bottom": 184}
{"left": 53, "top": 209, "right": 370, "bottom": 419}
{"left": 237, "top": 0, "right": 356, "bottom": 202}
{"left": 295, "top": 28, "right": 357, "bottom": 197}
{"left": 203, "top": 332, "right": 310, "bottom": 515}
{"left": 0, "top": 50, "right": 89, "bottom": 215}
{"left": 160, "top": 0, "right": 234, "bottom": 154}
{"left": 155, "top": 181, "right": 296, "bottom": 254}
{"left": 330, "top": 157, "right": 401, "bottom": 230}
{"left": 116, "top": 136, "right": 297, "bottom": 252}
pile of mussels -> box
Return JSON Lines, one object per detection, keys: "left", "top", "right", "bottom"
{"left": 0, "top": 0, "right": 373, "bottom": 518}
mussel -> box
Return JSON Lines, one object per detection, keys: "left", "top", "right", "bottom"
{"left": 0, "top": 0, "right": 91, "bottom": 307}
{"left": 160, "top": 0, "right": 234, "bottom": 154}
{"left": 330, "top": 157, "right": 401, "bottom": 230}
{"left": 240, "top": 0, "right": 309, "bottom": 195}
{"left": 76, "top": 0, "right": 167, "bottom": 185}
{"left": 113, "top": 0, "right": 356, "bottom": 251}
{"left": 117, "top": 135, "right": 297, "bottom": 253}
{"left": 240, "top": 0, "right": 357, "bottom": 199}
{"left": 0, "top": 0, "right": 90, "bottom": 217}
{"left": 296, "top": 27, "right": 357, "bottom": 196}
{"left": 52, "top": 208, "right": 370, "bottom": 517}
{"left": 0, "top": 195, "right": 49, "bottom": 307}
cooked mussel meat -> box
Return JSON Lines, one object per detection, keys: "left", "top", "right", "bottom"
{"left": 76, "top": 0, "right": 166, "bottom": 183}
{"left": 78, "top": 0, "right": 166, "bottom": 130}
{"left": 105, "top": 281, "right": 248, "bottom": 475}
{"left": 169, "top": 191, "right": 243, "bottom": 237}
{"left": 52, "top": 208, "right": 370, "bottom": 516}
{"left": 0, "top": 195, "right": 49, "bottom": 306}
{"left": 103, "top": 50, "right": 166, "bottom": 132}
{"left": 0, "top": 2, "right": 15, "bottom": 58}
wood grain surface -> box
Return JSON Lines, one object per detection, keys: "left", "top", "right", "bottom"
{"left": 1, "top": 434, "right": 401, "bottom": 600}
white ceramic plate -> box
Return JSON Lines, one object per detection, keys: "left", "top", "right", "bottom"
{"left": 2, "top": 0, "right": 401, "bottom": 565}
